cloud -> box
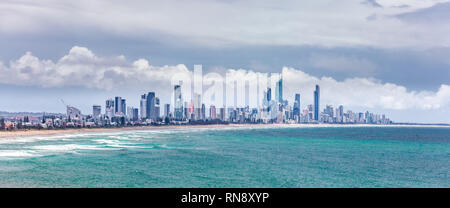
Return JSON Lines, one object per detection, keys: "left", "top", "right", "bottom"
{"left": 376, "top": 0, "right": 449, "bottom": 9}
{"left": 282, "top": 67, "right": 450, "bottom": 110}
{"left": 362, "top": 0, "right": 383, "bottom": 8}
{"left": 0, "top": 46, "right": 191, "bottom": 90}
{"left": 0, "top": 46, "right": 449, "bottom": 111}
{"left": 0, "top": 0, "right": 449, "bottom": 49}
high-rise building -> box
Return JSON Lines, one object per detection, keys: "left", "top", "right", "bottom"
{"left": 67, "top": 105, "right": 82, "bottom": 119}
{"left": 121, "top": 98, "right": 126, "bottom": 116}
{"left": 201, "top": 104, "right": 206, "bottom": 120}
{"left": 219, "top": 107, "right": 225, "bottom": 121}
{"left": 164, "top": 104, "right": 170, "bottom": 118}
{"left": 127, "top": 106, "right": 133, "bottom": 120}
{"left": 114, "top": 96, "right": 122, "bottom": 115}
{"left": 140, "top": 94, "right": 147, "bottom": 119}
{"left": 184, "top": 102, "right": 189, "bottom": 120}
{"left": 293, "top": 93, "right": 300, "bottom": 118}
{"left": 210, "top": 105, "right": 216, "bottom": 120}
{"left": 105, "top": 99, "right": 114, "bottom": 118}
{"left": 325, "top": 105, "right": 334, "bottom": 117}
{"left": 308, "top": 104, "right": 313, "bottom": 121}
{"left": 314, "top": 85, "right": 320, "bottom": 121}
{"left": 146, "top": 92, "right": 156, "bottom": 120}
{"left": 276, "top": 76, "right": 283, "bottom": 103}
{"left": 193, "top": 93, "right": 201, "bottom": 120}
{"left": 174, "top": 85, "right": 183, "bottom": 120}
{"left": 267, "top": 88, "right": 272, "bottom": 101}
{"left": 338, "top": 105, "right": 344, "bottom": 123}
{"left": 155, "top": 97, "right": 160, "bottom": 120}
{"left": 92, "top": 105, "right": 101, "bottom": 119}
{"left": 133, "top": 108, "right": 139, "bottom": 121}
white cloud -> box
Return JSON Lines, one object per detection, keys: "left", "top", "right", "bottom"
{"left": 0, "top": 0, "right": 449, "bottom": 49}
{"left": 0, "top": 46, "right": 191, "bottom": 90}
{"left": 0, "top": 46, "right": 449, "bottom": 111}
{"left": 376, "top": 0, "right": 449, "bottom": 9}
{"left": 282, "top": 67, "right": 450, "bottom": 110}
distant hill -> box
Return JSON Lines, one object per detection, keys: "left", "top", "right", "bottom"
{"left": 0, "top": 111, "right": 65, "bottom": 118}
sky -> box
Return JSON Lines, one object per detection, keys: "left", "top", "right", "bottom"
{"left": 0, "top": 0, "right": 449, "bottom": 123}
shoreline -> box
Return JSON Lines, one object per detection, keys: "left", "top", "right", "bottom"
{"left": 0, "top": 123, "right": 449, "bottom": 139}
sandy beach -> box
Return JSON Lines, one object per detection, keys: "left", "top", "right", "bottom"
{"left": 0, "top": 123, "right": 448, "bottom": 139}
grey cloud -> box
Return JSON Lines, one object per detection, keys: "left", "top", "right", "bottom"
{"left": 362, "top": 0, "right": 383, "bottom": 8}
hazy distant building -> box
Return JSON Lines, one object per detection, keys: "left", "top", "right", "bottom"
{"left": 276, "top": 76, "right": 283, "bottom": 103}
{"left": 146, "top": 92, "right": 156, "bottom": 120}
{"left": 267, "top": 88, "right": 272, "bottom": 101}
{"left": 201, "top": 103, "right": 206, "bottom": 121}
{"left": 121, "top": 98, "right": 126, "bottom": 116}
{"left": 127, "top": 106, "right": 134, "bottom": 120}
{"left": 133, "top": 108, "right": 139, "bottom": 121}
{"left": 140, "top": 94, "right": 147, "bottom": 119}
{"left": 114, "top": 96, "right": 122, "bottom": 115}
{"left": 164, "top": 104, "right": 170, "bottom": 118}
{"left": 210, "top": 105, "right": 216, "bottom": 120}
{"left": 219, "top": 107, "right": 225, "bottom": 121}
{"left": 155, "top": 97, "right": 160, "bottom": 120}
{"left": 314, "top": 85, "right": 320, "bottom": 121}
{"left": 174, "top": 85, "right": 183, "bottom": 120}
{"left": 293, "top": 93, "right": 300, "bottom": 118}
{"left": 92, "top": 105, "right": 101, "bottom": 119}
{"left": 67, "top": 106, "right": 82, "bottom": 119}
{"left": 105, "top": 99, "right": 114, "bottom": 118}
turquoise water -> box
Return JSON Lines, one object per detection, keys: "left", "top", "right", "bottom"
{"left": 0, "top": 126, "right": 448, "bottom": 187}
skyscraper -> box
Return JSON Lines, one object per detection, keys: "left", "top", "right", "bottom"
{"left": 114, "top": 96, "right": 122, "bottom": 115}
{"left": 276, "top": 76, "right": 283, "bottom": 103}
{"left": 210, "top": 105, "right": 216, "bottom": 120}
{"left": 121, "top": 98, "right": 126, "bottom": 116}
{"left": 93, "top": 105, "right": 101, "bottom": 119}
{"left": 174, "top": 85, "right": 183, "bottom": 120}
{"left": 140, "top": 94, "right": 147, "bottom": 119}
{"left": 164, "top": 104, "right": 170, "bottom": 118}
{"left": 267, "top": 88, "right": 272, "bottom": 101}
{"left": 155, "top": 97, "right": 160, "bottom": 119}
{"left": 146, "top": 92, "right": 156, "bottom": 120}
{"left": 293, "top": 93, "right": 300, "bottom": 118}
{"left": 133, "top": 108, "right": 139, "bottom": 121}
{"left": 314, "top": 85, "right": 320, "bottom": 121}
{"left": 105, "top": 99, "right": 114, "bottom": 118}
{"left": 194, "top": 93, "right": 201, "bottom": 120}
{"left": 201, "top": 103, "right": 206, "bottom": 121}
{"left": 219, "top": 107, "right": 225, "bottom": 121}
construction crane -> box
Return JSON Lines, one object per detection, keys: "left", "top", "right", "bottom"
{"left": 60, "top": 99, "right": 68, "bottom": 107}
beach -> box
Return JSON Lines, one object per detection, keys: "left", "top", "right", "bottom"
{"left": 0, "top": 123, "right": 448, "bottom": 139}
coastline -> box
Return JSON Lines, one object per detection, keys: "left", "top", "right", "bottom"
{"left": 0, "top": 123, "right": 449, "bottom": 139}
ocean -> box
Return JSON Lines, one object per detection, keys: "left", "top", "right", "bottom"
{"left": 0, "top": 126, "right": 448, "bottom": 187}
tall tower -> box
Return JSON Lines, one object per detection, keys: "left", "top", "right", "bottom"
{"left": 114, "top": 96, "right": 122, "bottom": 114}
{"left": 174, "top": 85, "right": 183, "bottom": 120}
{"left": 293, "top": 93, "right": 300, "bottom": 118}
{"left": 105, "top": 99, "right": 114, "bottom": 118}
{"left": 140, "top": 94, "right": 147, "bottom": 119}
{"left": 267, "top": 88, "right": 272, "bottom": 101}
{"left": 121, "top": 98, "right": 126, "bottom": 116}
{"left": 314, "top": 85, "right": 320, "bottom": 121}
{"left": 276, "top": 75, "right": 283, "bottom": 103}
{"left": 146, "top": 92, "right": 156, "bottom": 120}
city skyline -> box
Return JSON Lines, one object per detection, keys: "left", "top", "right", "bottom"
{"left": 0, "top": 79, "right": 393, "bottom": 129}
{"left": 0, "top": 51, "right": 449, "bottom": 123}
{"left": 0, "top": 1, "right": 449, "bottom": 123}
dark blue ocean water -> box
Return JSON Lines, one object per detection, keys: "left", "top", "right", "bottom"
{"left": 0, "top": 126, "right": 448, "bottom": 187}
